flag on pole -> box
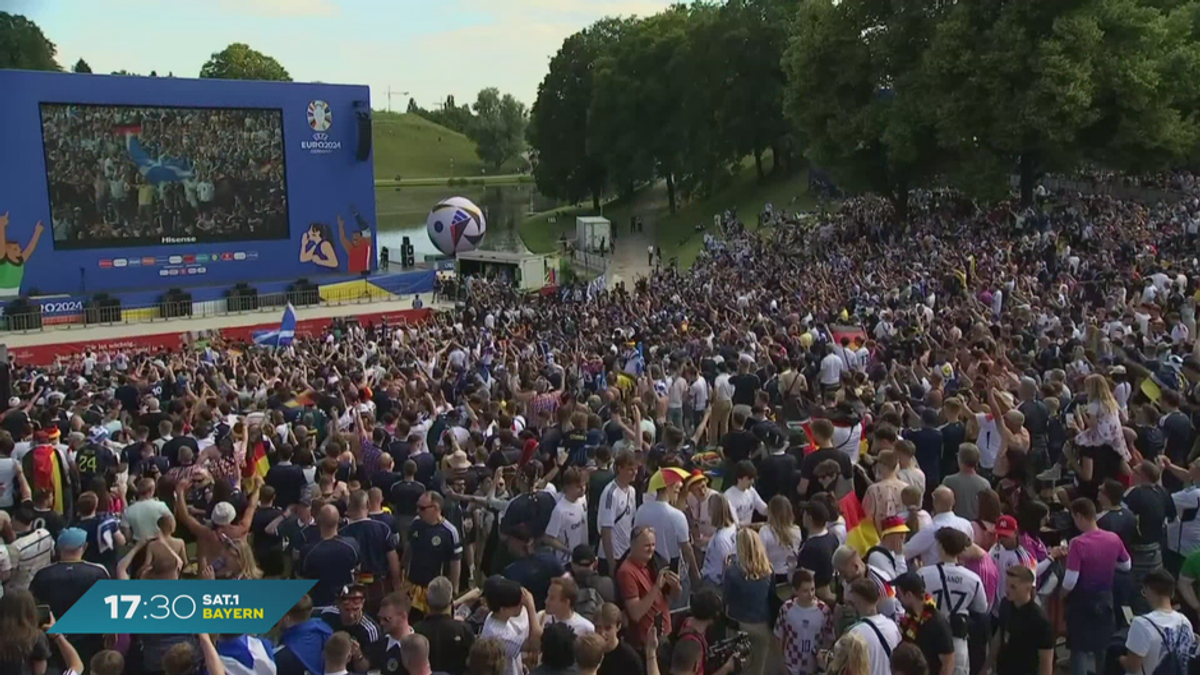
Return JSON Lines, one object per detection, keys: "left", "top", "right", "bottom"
{"left": 840, "top": 490, "right": 880, "bottom": 557}
{"left": 253, "top": 303, "right": 297, "bottom": 347}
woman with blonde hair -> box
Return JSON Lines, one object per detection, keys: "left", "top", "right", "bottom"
{"left": 1072, "top": 373, "right": 1131, "bottom": 488}
{"left": 758, "top": 495, "right": 801, "bottom": 582}
{"left": 823, "top": 632, "right": 870, "bottom": 675}
{"left": 723, "top": 528, "right": 775, "bottom": 675}
{"left": 701, "top": 492, "right": 737, "bottom": 585}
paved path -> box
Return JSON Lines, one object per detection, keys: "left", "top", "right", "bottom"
{"left": 1, "top": 293, "right": 449, "bottom": 348}
{"left": 607, "top": 213, "right": 657, "bottom": 287}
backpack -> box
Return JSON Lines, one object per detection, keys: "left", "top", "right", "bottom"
{"left": 1146, "top": 619, "right": 1188, "bottom": 675}
{"left": 574, "top": 582, "right": 604, "bottom": 625}
{"left": 500, "top": 491, "right": 557, "bottom": 539}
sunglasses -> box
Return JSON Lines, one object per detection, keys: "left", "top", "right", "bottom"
{"left": 418, "top": 503, "right": 435, "bottom": 511}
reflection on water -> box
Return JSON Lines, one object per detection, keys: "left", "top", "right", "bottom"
{"left": 375, "top": 184, "right": 551, "bottom": 260}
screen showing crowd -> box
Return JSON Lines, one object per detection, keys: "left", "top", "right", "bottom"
{"left": 39, "top": 103, "right": 289, "bottom": 250}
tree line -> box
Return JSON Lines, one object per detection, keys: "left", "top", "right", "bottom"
{"left": 407, "top": 92, "right": 529, "bottom": 173}
{"left": 528, "top": 0, "right": 1200, "bottom": 221}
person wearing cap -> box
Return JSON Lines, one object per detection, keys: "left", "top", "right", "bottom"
{"left": 29, "top": 527, "right": 109, "bottom": 665}
{"left": 634, "top": 468, "right": 699, "bottom": 596}
{"left": 868, "top": 515, "right": 910, "bottom": 578}
{"left": 173, "top": 475, "right": 262, "bottom": 579}
{"left": 414, "top": 576, "right": 475, "bottom": 675}
{"left": 987, "top": 515, "right": 1036, "bottom": 611}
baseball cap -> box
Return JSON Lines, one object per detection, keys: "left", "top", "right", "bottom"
{"left": 996, "top": 515, "right": 1019, "bottom": 538}
{"left": 572, "top": 544, "right": 597, "bottom": 566}
{"left": 880, "top": 515, "right": 910, "bottom": 538}
{"left": 647, "top": 467, "right": 689, "bottom": 493}
{"left": 211, "top": 502, "right": 237, "bottom": 527}
{"left": 57, "top": 527, "right": 87, "bottom": 550}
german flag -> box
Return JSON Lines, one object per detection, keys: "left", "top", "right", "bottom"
{"left": 840, "top": 490, "right": 880, "bottom": 557}
{"left": 243, "top": 440, "right": 270, "bottom": 480}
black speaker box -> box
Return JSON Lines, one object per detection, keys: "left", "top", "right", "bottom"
{"left": 356, "top": 110, "right": 372, "bottom": 161}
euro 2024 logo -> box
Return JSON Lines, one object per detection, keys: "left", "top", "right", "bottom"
{"left": 303, "top": 100, "right": 341, "bottom": 154}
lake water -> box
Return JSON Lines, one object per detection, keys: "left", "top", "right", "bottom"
{"left": 375, "top": 184, "right": 551, "bottom": 260}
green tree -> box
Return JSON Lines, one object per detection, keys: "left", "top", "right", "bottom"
{"left": 406, "top": 97, "right": 420, "bottom": 114}
{"left": 466, "top": 88, "right": 527, "bottom": 171}
{"left": 0, "top": 12, "right": 61, "bottom": 71}
{"left": 926, "top": 0, "right": 1200, "bottom": 206}
{"left": 111, "top": 70, "right": 140, "bottom": 76}
{"left": 72, "top": 58, "right": 92, "bottom": 74}
{"left": 199, "top": 43, "right": 290, "bottom": 81}
{"left": 783, "top": 0, "right": 948, "bottom": 226}
{"left": 528, "top": 18, "right": 628, "bottom": 210}
{"left": 590, "top": 8, "right": 691, "bottom": 212}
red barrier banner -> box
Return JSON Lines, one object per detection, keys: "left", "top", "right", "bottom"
{"left": 8, "top": 307, "right": 433, "bottom": 366}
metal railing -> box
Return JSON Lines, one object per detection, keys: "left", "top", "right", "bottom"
{"left": 0, "top": 282, "right": 421, "bottom": 335}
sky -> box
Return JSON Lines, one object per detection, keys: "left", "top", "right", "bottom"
{"left": 11, "top": 0, "right": 682, "bottom": 111}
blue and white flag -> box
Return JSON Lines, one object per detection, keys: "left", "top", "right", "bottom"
{"left": 253, "top": 303, "right": 297, "bottom": 347}
{"left": 126, "top": 135, "right": 194, "bottom": 184}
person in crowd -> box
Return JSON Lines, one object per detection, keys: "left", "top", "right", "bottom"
{"left": 276, "top": 595, "right": 334, "bottom": 675}
{"left": 594, "top": 603, "right": 643, "bottom": 675}
{"left": 845, "top": 578, "right": 902, "bottom": 675}
{"left": 531, "top": 623, "right": 576, "bottom": 675}
{"left": 723, "top": 528, "right": 775, "bottom": 675}
{"left": 598, "top": 450, "right": 637, "bottom": 575}
{"left": 301, "top": 504, "right": 361, "bottom": 607}
{"left": 723, "top": 460, "right": 768, "bottom": 525}
{"left": 400, "top": 633, "right": 436, "bottom": 675}
{"left": 987, "top": 565, "right": 1054, "bottom": 675}
{"left": 761, "top": 495, "right": 802, "bottom": 581}
{"left": 902, "top": 486, "right": 974, "bottom": 567}
{"left": 616, "top": 525, "right": 677, "bottom": 649}
{"left": 480, "top": 576, "right": 542, "bottom": 675}
{"left": 28, "top": 527, "right": 109, "bottom": 665}
{"left": 567, "top": 545, "right": 615, "bottom": 624}
{"left": 406, "top": 491, "right": 462, "bottom": 618}
{"left": 8, "top": 505, "right": 53, "bottom": 593}
{"left": 633, "top": 468, "right": 699, "bottom": 598}
{"left": 700, "top": 493, "right": 738, "bottom": 586}
{"left": 941, "top": 445, "right": 991, "bottom": 521}
{"left": 890, "top": 642, "right": 929, "bottom": 675}
{"left": 775, "top": 569, "right": 835, "bottom": 675}
{"left": 539, "top": 576, "right": 594, "bottom": 635}
{"left": 316, "top": 583, "right": 379, "bottom": 671}
{"left": 1121, "top": 568, "right": 1194, "bottom": 675}
{"left": 823, "top": 632, "right": 870, "bottom": 675}
{"left": 415, "top": 576, "right": 475, "bottom": 675}
{"left": 799, "top": 500, "right": 840, "bottom": 602}
{"left": 893, "top": 572, "right": 954, "bottom": 675}
{"left": 915, "top": 528, "right": 986, "bottom": 675}
{"left": 370, "top": 591, "right": 415, "bottom": 675}
{"left": 1062, "top": 497, "right": 1131, "bottom": 675}
{"left": 341, "top": 489, "right": 400, "bottom": 612}
{"left": 1125, "top": 460, "right": 1175, "bottom": 614}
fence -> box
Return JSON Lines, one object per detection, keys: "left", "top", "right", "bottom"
{"left": 0, "top": 281, "right": 419, "bottom": 336}
{"left": 569, "top": 249, "right": 612, "bottom": 279}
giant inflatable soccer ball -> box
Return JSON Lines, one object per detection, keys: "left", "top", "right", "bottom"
{"left": 426, "top": 196, "right": 487, "bottom": 256}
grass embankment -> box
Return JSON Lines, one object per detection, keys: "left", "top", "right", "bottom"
{"left": 371, "top": 111, "right": 521, "bottom": 180}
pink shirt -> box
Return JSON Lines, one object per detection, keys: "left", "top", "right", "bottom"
{"left": 963, "top": 551, "right": 999, "bottom": 610}
{"left": 1067, "top": 529, "right": 1129, "bottom": 592}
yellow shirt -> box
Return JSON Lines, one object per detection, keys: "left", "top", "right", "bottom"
{"left": 138, "top": 183, "right": 156, "bottom": 206}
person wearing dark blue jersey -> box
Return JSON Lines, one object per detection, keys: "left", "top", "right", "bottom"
{"left": 404, "top": 490, "right": 462, "bottom": 620}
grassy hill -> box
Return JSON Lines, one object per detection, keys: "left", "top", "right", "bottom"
{"left": 371, "top": 112, "right": 520, "bottom": 181}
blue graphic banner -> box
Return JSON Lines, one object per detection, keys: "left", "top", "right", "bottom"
{"left": 50, "top": 580, "right": 314, "bottom": 635}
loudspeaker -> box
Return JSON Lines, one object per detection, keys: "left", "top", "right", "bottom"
{"left": 287, "top": 279, "right": 320, "bottom": 307}
{"left": 160, "top": 288, "right": 193, "bottom": 319}
{"left": 4, "top": 298, "right": 41, "bottom": 331}
{"left": 380, "top": 246, "right": 390, "bottom": 270}
{"left": 356, "top": 109, "right": 372, "bottom": 162}
{"left": 226, "top": 283, "right": 259, "bottom": 313}
{"left": 85, "top": 294, "right": 121, "bottom": 324}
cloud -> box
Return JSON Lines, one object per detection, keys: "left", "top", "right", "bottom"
{"left": 216, "top": 0, "right": 338, "bottom": 18}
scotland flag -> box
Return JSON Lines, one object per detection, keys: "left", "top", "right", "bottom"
{"left": 253, "top": 303, "right": 297, "bottom": 347}
{"left": 126, "top": 134, "right": 194, "bottom": 184}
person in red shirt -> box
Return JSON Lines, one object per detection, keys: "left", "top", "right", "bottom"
{"left": 339, "top": 216, "right": 373, "bottom": 274}
{"left": 616, "top": 525, "right": 679, "bottom": 648}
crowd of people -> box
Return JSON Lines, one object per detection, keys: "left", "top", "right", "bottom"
{"left": 3, "top": 173, "right": 1200, "bottom": 675}
{"left": 41, "top": 105, "right": 288, "bottom": 247}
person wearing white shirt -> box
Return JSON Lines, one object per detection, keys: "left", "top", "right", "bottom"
{"left": 916, "top": 528, "right": 987, "bottom": 675}
{"left": 634, "top": 469, "right": 700, "bottom": 604}
{"left": 819, "top": 345, "right": 844, "bottom": 388}
{"left": 759, "top": 500, "right": 802, "bottom": 580}
{"left": 724, "top": 462, "right": 768, "bottom": 526}
{"left": 701, "top": 494, "right": 738, "bottom": 585}
{"left": 971, "top": 412, "right": 1002, "bottom": 475}
{"left": 667, "top": 370, "right": 688, "bottom": 431}
{"left": 845, "top": 578, "right": 902, "bottom": 675}
{"left": 543, "top": 469, "right": 588, "bottom": 565}
{"left": 903, "top": 487, "right": 975, "bottom": 567}
{"left": 538, "top": 577, "right": 595, "bottom": 635}
{"left": 689, "top": 370, "right": 710, "bottom": 432}
{"left": 1121, "top": 568, "right": 1194, "bottom": 675}
{"left": 711, "top": 365, "right": 736, "bottom": 443}
{"left": 481, "top": 579, "right": 542, "bottom": 675}
{"left": 598, "top": 452, "right": 638, "bottom": 573}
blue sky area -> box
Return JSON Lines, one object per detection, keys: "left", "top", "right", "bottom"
{"left": 11, "top": 0, "right": 683, "bottom": 110}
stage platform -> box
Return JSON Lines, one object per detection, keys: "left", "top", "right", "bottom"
{"left": 4, "top": 294, "right": 445, "bottom": 365}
